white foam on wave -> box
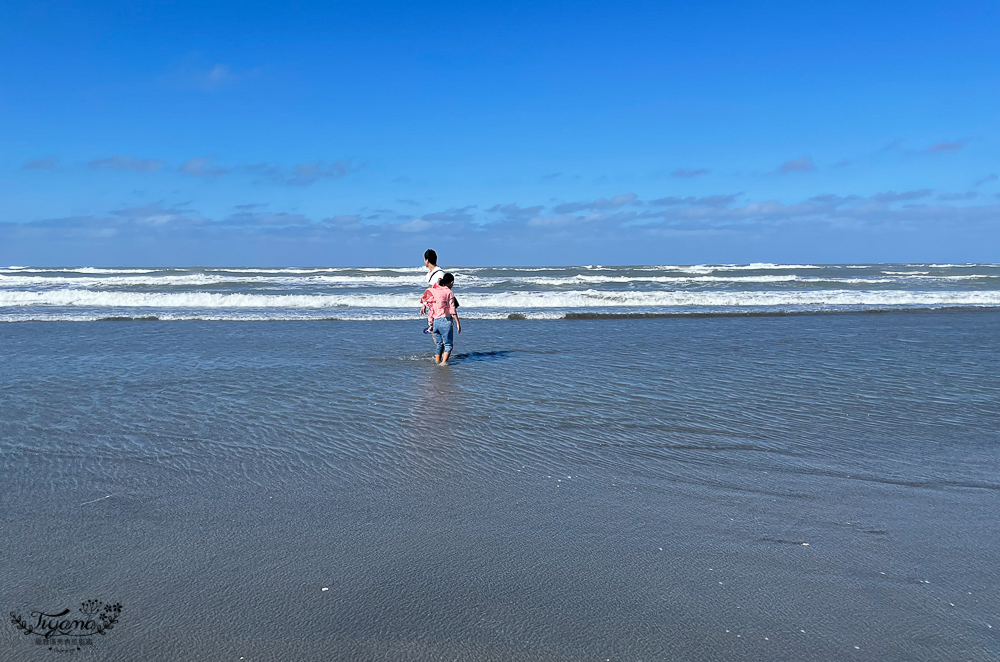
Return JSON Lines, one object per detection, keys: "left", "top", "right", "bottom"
{"left": 205, "top": 267, "right": 345, "bottom": 274}
{"left": 704, "top": 262, "right": 823, "bottom": 271}
{"left": 485, "top": 274, "right": 807, "bottom": 285}
{"left": 205, "top": 266, "right": 427, "bottom": 274}
{"left": 31, "top": 267, "right": 163, "bottom": 274}
{"left": 0, "top": 274, "right": 236, "bottom": 287}
{"left": 462, "top": 289, "right": 1000, "bottom": 308}
{"left": 800, "top": 275, "right": 997, "bottom": 284}
{"left": 1, "top": 266, "right": 432, "bottom": 276}
{"left": 500, "top": 267, "right": 575, "bottom": 272}
{"left": 920, "top": 274, "right": 995, "bottom": 280}
{"left": 0, "top": 271, "right": 820, "bottom": 289}
{"left": 5, "top": 270, "right": 995, "bottom": 291}
{"left": 573, "top": 274, "right": 803, "bottom": 283}
{"left": 4, "top": 288, "right": 1000, "bottom": 310}
{"left": 920, "top": 263, "right": 991, "bottom": 268}
{"left": 0, "top": 309, "right": 570, "bottom": 322}
{"left": 628, "top": 263, "right": 823, "bottom": 275}
{"left": 0, "top": 273, "right": 439, "bottom": 288}
{"left": 0, "top": 290, "right": 393, "bottom": 308}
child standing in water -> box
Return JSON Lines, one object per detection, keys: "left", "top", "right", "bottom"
{"left": 419, "top": 272, "right": 461, "bottom": 365}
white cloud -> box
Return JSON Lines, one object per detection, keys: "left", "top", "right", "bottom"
{"left": 7, "top": 189, "right": 1000, "bottom": 266}
{"left": 110, "top": 202, "right": 204, "bottom": 226}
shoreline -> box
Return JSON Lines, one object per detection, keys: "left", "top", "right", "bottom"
{"left": 0, "top": 303, "right": 997, "bottom": 323}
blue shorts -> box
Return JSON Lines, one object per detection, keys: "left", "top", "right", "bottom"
{"left": 432, "top": 316, "right": 454, "bottom": 354}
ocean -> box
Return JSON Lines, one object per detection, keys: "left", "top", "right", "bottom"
{"left": 1, "top": 262, "right": 999, "bottom": 321}
{"left": 1, "top": 264, "right": 998, "bottom": 661}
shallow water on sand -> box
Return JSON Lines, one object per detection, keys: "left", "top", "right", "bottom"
{"left": 1, "top": 313, "right": 998, "bottom": 660}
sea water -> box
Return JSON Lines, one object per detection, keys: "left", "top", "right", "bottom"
{"left": 0, "top": 266, "right": 998, "bottom": 661}
{"left": 1, "top": 262, "right": 999, "bottom": 321}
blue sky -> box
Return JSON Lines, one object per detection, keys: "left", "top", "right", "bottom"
{"left": 1, "top": 0, "right": 998, "bottom": 266}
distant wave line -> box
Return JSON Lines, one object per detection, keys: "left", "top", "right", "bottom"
{"left": 3, "top": 288, "right": 1000, "bottom": 309}
{"left": 1, "top": 305, "right": 999, "bottom": 323}
{"left": 2, "top": 273, "right": 996, "bottom": 289}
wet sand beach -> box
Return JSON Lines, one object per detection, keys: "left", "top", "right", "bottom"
{"left": 2, "top": 313, "right": 998, "bottom": 660}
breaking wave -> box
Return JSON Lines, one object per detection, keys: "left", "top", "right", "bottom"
{"left": 2, "top": 263, "right": 998, "bottom": 321}
{"left": 2, "top": 288, "right": 1000, "bottom": 309}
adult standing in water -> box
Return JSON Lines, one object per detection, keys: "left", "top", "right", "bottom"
{"left": 424, "top": 249, "right": 444, "bottom": 286}
{"left": 423, "top": 248, "right": 459, "bottom": 306}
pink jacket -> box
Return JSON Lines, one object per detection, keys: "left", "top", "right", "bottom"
{"left": 420, "top": 285, "right": 457, "bottom": 321}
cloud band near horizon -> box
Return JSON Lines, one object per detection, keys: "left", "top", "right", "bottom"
{"left": 3, "top": 188, "right": 997, "bottom": 266}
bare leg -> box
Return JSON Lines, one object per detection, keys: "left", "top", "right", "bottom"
{"left": 434, "top": 354, "right": 441, "bottom": 363}
{"left": 440, "top": 351, "right": 450, "bottom": 365}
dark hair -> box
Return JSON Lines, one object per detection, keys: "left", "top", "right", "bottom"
{"left": 423, "top": 249, "right": 437, "bottom": 265}
{"left": 440, "top": 272, "right": 455, "bottom": 287}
